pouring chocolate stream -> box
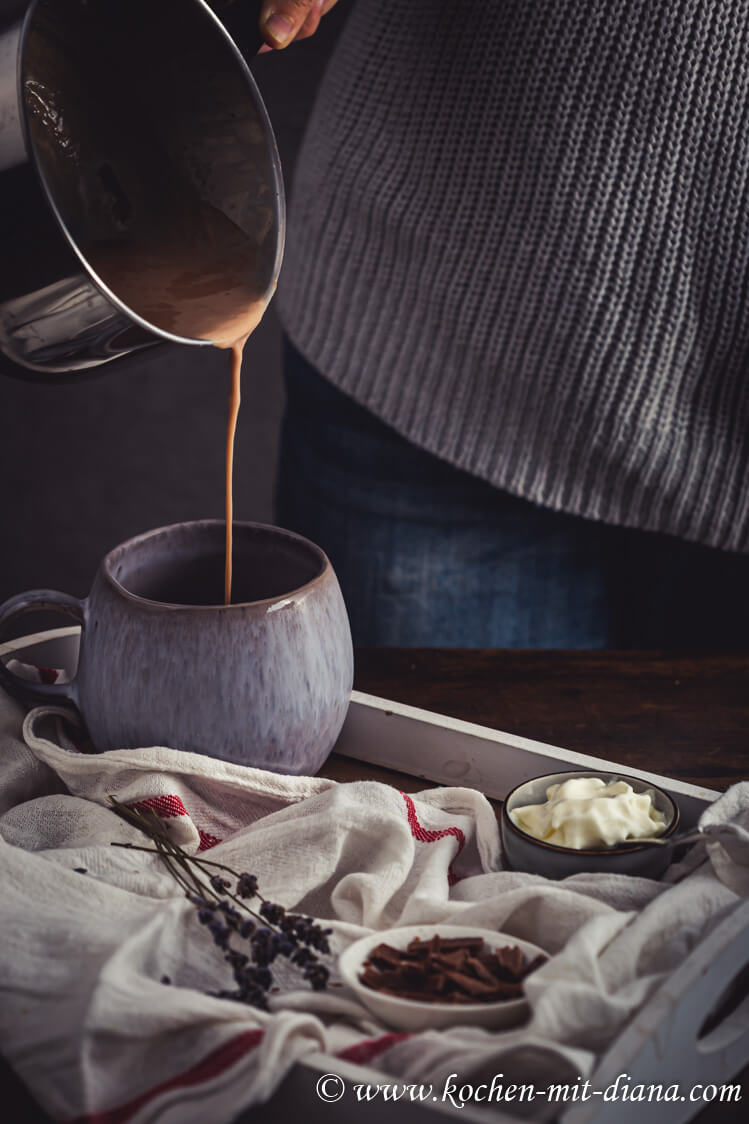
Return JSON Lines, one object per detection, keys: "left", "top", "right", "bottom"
{"left": 87, "top": 202, "right": 271, "bottom": 605}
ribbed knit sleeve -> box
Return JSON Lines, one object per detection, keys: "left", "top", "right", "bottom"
{"left": 277, "top": 0, "right": 749, "bottom": 553}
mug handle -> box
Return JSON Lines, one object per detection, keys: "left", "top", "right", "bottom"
{"left": 0, "top": 590, "right": 84, "bottom": 707}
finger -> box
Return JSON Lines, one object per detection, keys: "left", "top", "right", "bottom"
{"left": 260, "top": 0, "right": 320, "bottom": 49}
{"left": 310, "top": 0, "right": 340, "bottom": 19}
{"left": 295, "top": 1, "right": 325, "bottom": 41}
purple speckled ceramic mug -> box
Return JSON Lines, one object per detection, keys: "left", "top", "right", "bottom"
{"left": 0, "top": 521, "right": 353, "bottom": 774}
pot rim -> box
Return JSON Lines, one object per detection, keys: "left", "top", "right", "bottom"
{"left": 17, "top": 0, "right": 285, "bottom": 349}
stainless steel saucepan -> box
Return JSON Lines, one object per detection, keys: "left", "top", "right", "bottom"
{"left": 0, "top": 0, "right": 284, "bottom": 378}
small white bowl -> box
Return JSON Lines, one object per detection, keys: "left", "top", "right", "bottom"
{"left": 338, "top": 923, "right": 547, "bottom": 1032}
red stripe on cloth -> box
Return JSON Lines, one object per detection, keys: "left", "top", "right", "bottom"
{"left": 133, "top": 795, "right": 189, "bottom": 819}
{"left": 337, "top": 1032, "right": 412, "bottom": 1065}
{"left": 400, "top": 791, "right": 466, "bottom": 885}
{"left": 128, "top": 797, "right": 223, "bottom": 851}
{"left": 67, "top": 1029, "right": 264, "bottom": 1124}
{"left": 197, "top": 829, "right": 222, "bottom": 852}
{"left": 33, "top": 664, "right": 60, "bottom": 684}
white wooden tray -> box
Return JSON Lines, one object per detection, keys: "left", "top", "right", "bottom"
{"left": 2, "top": 627, "right": 747, "bottom": 1124}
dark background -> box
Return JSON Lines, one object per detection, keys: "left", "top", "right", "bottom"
{"left": 0, "top": 1, "right": 350, "bottom": 606}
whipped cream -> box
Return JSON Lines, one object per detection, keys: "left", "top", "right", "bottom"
{"left": 509, "top": 777, "right": 667, "bottom": 849}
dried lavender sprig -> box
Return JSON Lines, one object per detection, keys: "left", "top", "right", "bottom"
{"left": 107, "top": 795, "right": 332, "bottom": 1009}
{"left": 112, "top": 838, "right": 274, "bottom": 930}
{"left": 108, "top": 802, "right": 266, "bottom": 906}
{"left": 175, "top": 855, "right": 263, "bottom": 901}
{"left": 107, "top": 800, "right": 244, "bottom": 906}
{"left": 112, "top": 837, "right": 214, "bottom": 903}
{"left": 107, "top": 800, "right": 262, "bottom": 912}
{"left": 111, "top": 836, "right": 331, "bottom": 953}
{"left": 107, "top": 796, "right": 333, "bottom": 950}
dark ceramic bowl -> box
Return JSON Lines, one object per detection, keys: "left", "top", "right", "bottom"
{"left": 501, "top": 770, "right": 680, "bottom": 880}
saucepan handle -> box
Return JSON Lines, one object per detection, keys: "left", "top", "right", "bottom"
{"left": 213, "top": 0, "right": 266, "bottom": 60}
{"left": 0, "top": 590, "right": 84, "bottom": 707}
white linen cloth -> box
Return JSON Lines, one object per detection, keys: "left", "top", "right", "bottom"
{"left": 0, "top": 681, "right": 748, "bottom": 1124}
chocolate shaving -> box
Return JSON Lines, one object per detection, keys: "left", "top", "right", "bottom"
{"left": 408, "top": 936, "right": 485, "bottom": 954}
{"left": 466, "top": 954, "right": 501, "bottom": 987}
{"left": 495, "top": 945, "right": 525, "bottom": 981}
{"left": 370, "top": 943, "right": 408, "bottom": 968}
{"left": 360, "top": 934, "right": 546, "bottom": 1005}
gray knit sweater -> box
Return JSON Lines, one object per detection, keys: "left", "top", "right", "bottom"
{"left": 277, "top": 0, "right": 749, "bottom": 553}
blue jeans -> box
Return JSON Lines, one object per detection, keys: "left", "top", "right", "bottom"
{"left": 276, "top": 338, "right": 749, "bottom": 648}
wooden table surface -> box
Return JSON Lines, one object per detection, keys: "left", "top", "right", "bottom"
{"left": 4, "top": 650, "right": 748, "bottom": 1123}
{"left": 332, "top": 648, "right": 749, "bottom": 790}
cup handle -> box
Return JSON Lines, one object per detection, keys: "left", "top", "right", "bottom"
{"left": 0, "top": 590, "right": 84, "bottom": 707}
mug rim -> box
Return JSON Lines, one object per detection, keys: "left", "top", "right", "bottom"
{"left": 101, "top": 520, "right": 330, "bottom": 611}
